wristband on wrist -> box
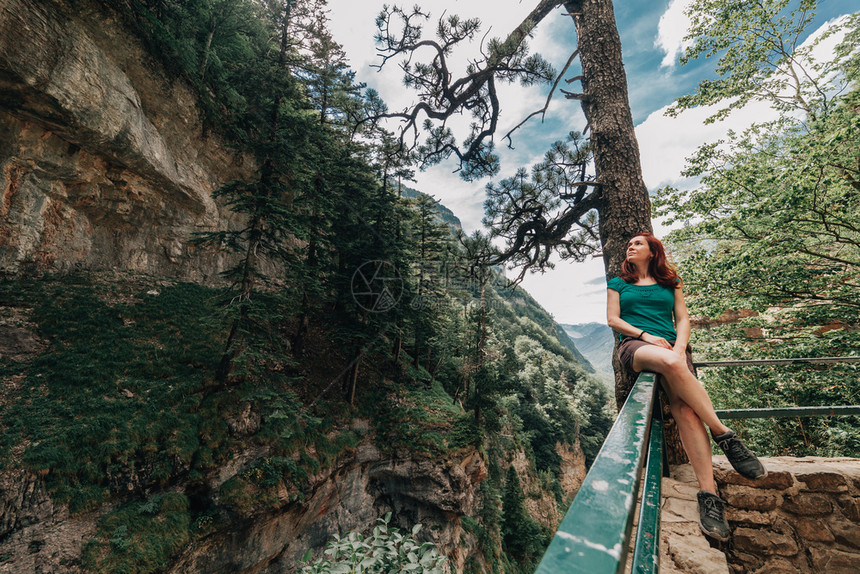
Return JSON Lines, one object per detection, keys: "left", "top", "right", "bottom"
{"left": 636, "top": 330, "right": 645, "bottom": 340}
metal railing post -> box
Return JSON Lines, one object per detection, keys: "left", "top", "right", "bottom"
{"left": 630, "top": 402, "right": 663, "bottom": 572}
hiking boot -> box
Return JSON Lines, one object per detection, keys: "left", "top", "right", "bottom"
{"left": 713, "top": 429, "right": 768, "bottom": 480}
{"left": 697, "top": 490, "right": 731, "bottom": 542}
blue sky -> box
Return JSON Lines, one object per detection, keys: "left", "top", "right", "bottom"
{"left": 328, "top": 0, "right": 857, "bottom": 324}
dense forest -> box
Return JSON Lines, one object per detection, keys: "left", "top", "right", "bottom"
{"left": 0, "top": 0, "right": 613, "bottom": 572}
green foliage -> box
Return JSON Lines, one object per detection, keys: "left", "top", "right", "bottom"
{"left": 0, "top": 277, "right": 228, "bottom": 512}
{"left": 82, "top": 493, "right": 191, "bottom": 574}
{"left": 360, "top": 377, "right": 462, "bottom": 458}
{"left": 500, "top": 466, "right": 549, "bottom": 568}
{"left": 483, "top": 133, "right": 600, "bottom": 275}
{"left": 697, "top": 335, "right": 860, "bottom": 457}
{"left": 503, "top": 334, "right": 591, "bottom": 473}
{"left": 299, "top": 513, "right": 447, "bottom": 574}
{"left": 571, "top": 378, "right": 614, "bottom": 467}
{"left": 656, "top": 92, "right": 860, "bottom": 331}
{"left": 658, "top": 2, "right": 860, "bottom": 457}
{"left": 108, "top": 0, "right": 271, "bottom": 129}
{"left": 669, "top": 0, "right": 858, "bottom": 121}
{"left": 218, "top": 455, "right": 305, "bottom": 517}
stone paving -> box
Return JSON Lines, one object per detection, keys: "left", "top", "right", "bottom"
{"left": 659, "top": 463, "right": 731, "bottom": 574}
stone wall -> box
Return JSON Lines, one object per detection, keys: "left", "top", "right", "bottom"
{"left": 713, "top": 456, "right": 860, "bottom": 573}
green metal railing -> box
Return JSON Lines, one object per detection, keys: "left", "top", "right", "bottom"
{"left": 695, "top": 356, "right": 860, "bottom": 420}
{"left": 534, "top": 371, "right": 662, "bottom": 574}
{"left": 630, "top": 404, "right": 663, "bottom": 572}
{"left": 534, "top": 355, "right": 859, "bottom": 574}
{"left": 694, "top": 356, "right": 860, "bottom": 368}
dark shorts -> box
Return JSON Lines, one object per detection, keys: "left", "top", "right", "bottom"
{"left": 617, "top": 338, "right": 695, "bottom": 375}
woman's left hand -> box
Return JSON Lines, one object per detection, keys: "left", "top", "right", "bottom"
{"left": 643, "top": 333, "right": 672, "bottom": 349}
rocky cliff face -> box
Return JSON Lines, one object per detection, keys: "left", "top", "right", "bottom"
{"left": 0, "top": 0, "right": 247, "bottom": 279}
{"left": 0, "top": 470, "right": 100, "bottom": 573}
{"left": 0, "top": 419, "right": 584, "bottom": 573}
{"left": 167, "top": 445, "right": 489, "bottom": 574}
{"left": 510, "top": 441, "right": 586, "bottom": 530}
{"left": 0, "top": 435, "right": 492, "bottom": 573}
{"left": 0, "top": 3, "right": 591, "bottom": 572}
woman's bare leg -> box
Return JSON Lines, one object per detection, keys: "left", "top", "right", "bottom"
{"left": 664, "top": 392, "right": 717, "bottom": 493}
{"left": 632, "top": 345, "right": 730, "bottom": 436}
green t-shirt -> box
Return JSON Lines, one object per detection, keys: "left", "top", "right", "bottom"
{"left": 607, "top": 276, "right": 678, "bottom": 342}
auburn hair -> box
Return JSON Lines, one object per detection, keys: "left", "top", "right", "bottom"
{"left": 618, "top": 232, "right": 681, "bottom": 288}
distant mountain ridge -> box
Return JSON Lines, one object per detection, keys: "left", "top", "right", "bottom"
{"left": 400, "top": 185, "right": 462, "bottom": 231}
{"left": 560, "top": 322, "right": 616, "bottom": 377}
{"left": 401, "top": 185, "right": 597, "bottom": 375}
{"left": 494, "top": 284, "right": 596, "bottom": 374}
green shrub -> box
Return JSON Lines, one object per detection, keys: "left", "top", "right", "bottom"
{"left": 81, "top": 493, "right": 191, "bottom": 574}
{"left": 299, "top": 513, "right": 447, "bottom": 574}
{"left": 0, "top": 278, "right": 229, "bottom": 512}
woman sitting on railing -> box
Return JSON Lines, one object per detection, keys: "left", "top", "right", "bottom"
{"left": 607, "top": 232, "right": 767, "bottom": 542}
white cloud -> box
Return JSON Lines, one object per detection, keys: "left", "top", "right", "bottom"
{"left": 635, "top": 98, "right": 778, "bottom": 190}
{"left": 514, "top": 255, "right": 608, "bottom": 324}
{"left": 655, "top": 0, "right": 693, "bottom": 68}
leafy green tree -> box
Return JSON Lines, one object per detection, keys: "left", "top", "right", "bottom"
{"left": 449, "top": 233, "right": 519, "bottom": 427}
{"left": 656, "top": 93, "right": 860, "bottom": 333}
{"left": 656, "top": 2, "right": 859, "bottom": 338}
{"left": 571, "top": 377, "right": 614, "bottom": 467}
{"left": 506, "top": 334, "right": 586, "bottom": 472}
{"left": 668, "top": 0, "right": 857, "bottom": 122}
{"left": 300, "top": 0, "right": 364, "bottom": 128}
{"left": 462, "top": 324, "right": 519, "bottom": 432}
{"left": 655, "top": 2, "right": 860, "bottom": 455}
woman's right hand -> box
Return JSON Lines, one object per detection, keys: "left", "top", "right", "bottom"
{"left": 643, "top": 333, "right": 672, "bottom": 349}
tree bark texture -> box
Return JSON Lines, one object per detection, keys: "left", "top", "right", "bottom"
{"left": 563, "top": 0, "right": 652, "bottom": 405}
{"left": 562, "top": 0, "right": 684, "bottom": 461}
{"left": 659, "top": 384, "right": 690, "bottom": 465}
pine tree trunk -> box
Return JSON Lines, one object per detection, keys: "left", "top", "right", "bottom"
{"left": 215, "top": 2, "right": 293, "bottom": 385}
{"left": 348, "top": 354, "right": 360, "bottom": 404}
{"left": 393, "top": 332, "right": 402, "bottom": 362}
{"left": 563, "top": 0, "right": 684, "bottom": 462}
{"left": 660, "top": 385, "right": 690, "bottom": 465}
{"left": 199, "top": 4, "right": 225, "bottom": 83}
{"left": 294, "top": 200, "right": 319, "bottom": 358}
{"left": 216, "top": 210, "right": 263, "bottom": 383}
